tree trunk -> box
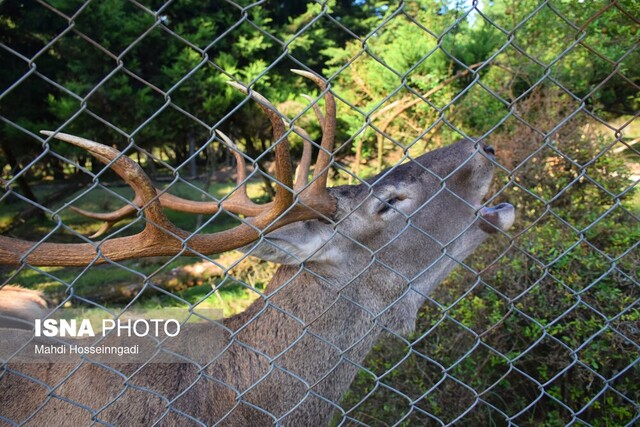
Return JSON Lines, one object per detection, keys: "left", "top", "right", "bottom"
{"left": 1, "top": 141, "right": 39, "bottom": 203}
{"left": 188, "top": 131, "right": 197, "bottom": 179}
{"left": 352, "top": 136, "right": 364, "bottom": 185}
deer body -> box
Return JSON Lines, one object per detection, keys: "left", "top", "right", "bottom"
{"left": 0, "top": 73, "right": 514, "bottom": 425}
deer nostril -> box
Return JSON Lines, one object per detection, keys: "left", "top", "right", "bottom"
{"left": 483, "top": 145, "right": 495, "bottom": 156}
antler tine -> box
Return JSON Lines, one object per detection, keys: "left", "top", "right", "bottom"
{"left": 291, "top": 70, "right": 336, "bottom": 195}
{"left": 214, "top": 130, "right": 262, "bottom": 208}
{"left": 288, "top": 123, "right": 313, "bottom": 192}
{"left": 226, "top": 81, "right": 294, "bottom": 215}
{"left": 215, "top": 130, "right": 248, "bottom": 189}
{"left": 70, "top": 202, "right": 139, "bottom": 238}
{"left": 70, "top": 203, "right": 138, "bottom": 223}
{"left": 301, "top": 94, "right": 325, "bottom": 130}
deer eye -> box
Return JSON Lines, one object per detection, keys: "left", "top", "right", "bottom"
{"left": 378, "top": 196, "right": 406, "bottom": 215}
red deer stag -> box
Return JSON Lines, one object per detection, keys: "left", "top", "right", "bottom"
{"left": 0, "top": 71, "right": 514, "bottom": 426}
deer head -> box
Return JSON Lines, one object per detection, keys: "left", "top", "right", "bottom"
{"left": 243, "top": 138, "right": 514, "bottom": 336}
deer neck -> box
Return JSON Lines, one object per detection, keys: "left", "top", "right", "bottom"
{"left": 214, "top": 241, "right": 478, "bottom": 425}
{"left": 215, "top": 263, "right": 400, "bottom": 423}
{"left": 226, "top": 263, "right": 386, "bottom": 355}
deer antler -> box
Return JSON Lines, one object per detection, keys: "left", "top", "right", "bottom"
{"left": 0, "top": 70, "right": 337, "bottom": 267}
{"left": 70, "top": 71, "right": 334, "bottom": 237}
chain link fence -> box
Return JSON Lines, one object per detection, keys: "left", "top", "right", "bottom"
{"left": 1, "top": 1, "right": 638, "bottom": 426}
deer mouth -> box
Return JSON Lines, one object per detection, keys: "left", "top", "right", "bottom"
{"left": 478, "top": 203, "right": 515, "bottom": 234}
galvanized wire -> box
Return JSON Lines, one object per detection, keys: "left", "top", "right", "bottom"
{"left": 1, "top": 1, "right": 638, "bottom": 426}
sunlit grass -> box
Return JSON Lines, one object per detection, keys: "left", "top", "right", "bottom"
{"left": 8, "top": 254, "right": 271, "bottom": 317}
{"left": 143, "top": 281, "right": 264, "bottom": 318}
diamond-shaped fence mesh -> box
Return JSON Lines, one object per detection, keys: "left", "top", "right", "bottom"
{"left": 0, "top": 1, "right": 638, "bottom": 426}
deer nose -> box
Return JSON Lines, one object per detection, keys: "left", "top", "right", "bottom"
{"left": 483, "top": 145, "right": 495, "bottom": 156}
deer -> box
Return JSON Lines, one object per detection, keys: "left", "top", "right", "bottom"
{"left": 0, "top": 70, "right": 515, "bottom": 426}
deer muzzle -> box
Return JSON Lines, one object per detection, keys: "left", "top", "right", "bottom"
{"left": 479, "top": 203, "right": 515, "bottom": 234}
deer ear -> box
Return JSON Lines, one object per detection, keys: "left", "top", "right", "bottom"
{"left": 241, "top": 220, "right": 334, "bottom": 265}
